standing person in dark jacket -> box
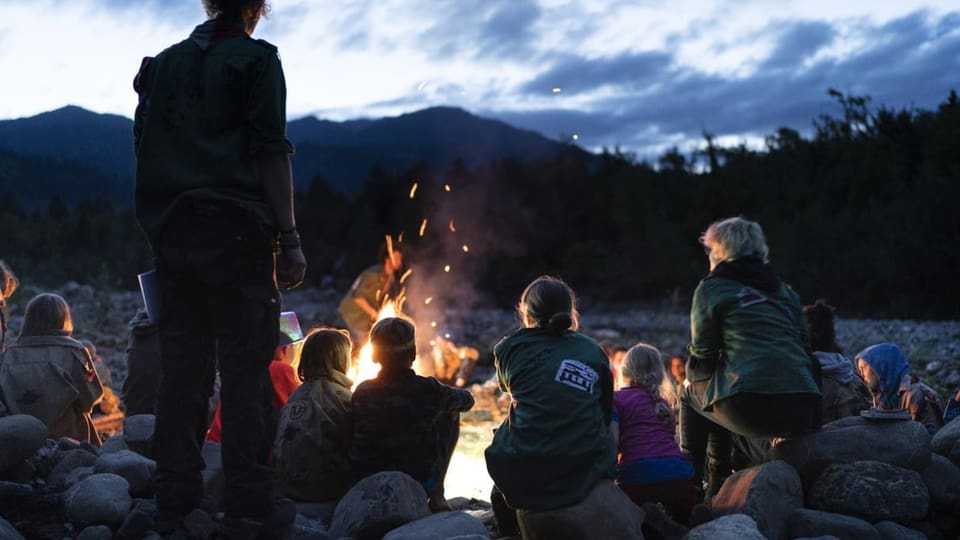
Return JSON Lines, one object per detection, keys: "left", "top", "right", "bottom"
{"left": 682, "top": 217, "right": 821, "bottom": 498}
{"left": 349, "top": 317, "right": 474, "bottom": 511}
{"left": 132, "top": 0, "right": 306, "bottom": 536}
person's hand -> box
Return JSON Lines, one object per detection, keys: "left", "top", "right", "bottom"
{"left": 277, "top": 246, "right": 307, "bottom": 290}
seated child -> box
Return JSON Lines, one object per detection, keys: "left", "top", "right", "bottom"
{"left": 856, "top": 343, "right": 944, "bottom": 434}
{"left": 207, "top": 312, "right": 303, "bottom": 443}
{"left": 274, "top": 328, "right": 355, "bottom": 501}
{"left": 612, "top": 343, "right": 697, "bottom": 524}
{"left": 349, "top": 317, "right": 475, "bottom": 511}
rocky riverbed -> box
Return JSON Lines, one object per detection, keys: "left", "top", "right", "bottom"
{"left": 7, "top": 282, "right": 959, "bottom": 399}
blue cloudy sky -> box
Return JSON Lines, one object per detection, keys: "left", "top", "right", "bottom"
{"left": 3, "top": 0, "right": 959, "bottom": 157}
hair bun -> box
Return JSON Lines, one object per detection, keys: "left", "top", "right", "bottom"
{"left": 547, "top": 312, "right": 573, "bottom": 334}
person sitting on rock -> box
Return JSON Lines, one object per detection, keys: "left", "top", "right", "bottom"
{"left": 856, "top": 342, "right": 944, "bottom": 434}
{"left": 206, "top": 312, "right": 304, "bottom": 444}
{"left": 0, "top": 293, "right": 104, "bottom": 445}
{"left": 682, "top": 217, "right": 821, "bottom": 499}
{"left": 274, "top": 327, "right": 354, "bottom": 502}
{"left": 0, "top": 260, "right": 18, "bottom": 353}
{"left": 803, "top": 300, "right": 872, "bottom": 424}
{"left": 612, "top": 343, "right": 697, "bottom": 524}
{"left": 484, "top": 276, "right": 619, "bottom": 521}
{"left": 349, "top": 317, "right": 474, "bottom": 511}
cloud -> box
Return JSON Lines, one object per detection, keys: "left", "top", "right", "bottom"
{"left": 496, "top": 8, "right": 960, "bottom": 158}
{"left": 520, "top": 51, "right": 673, "bottom": 95}
{"left": 416, "top": 0, "right": 543, "bottom": 61}
{"left": 760, "top": 20, "right": 836, "bottom": 71}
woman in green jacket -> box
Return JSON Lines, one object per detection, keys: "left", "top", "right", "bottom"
{"left": 485, "top": 276, "right": 617, "bottom": 514}
{"left": 682, "top": 217, "right": 821, "bottom": 497}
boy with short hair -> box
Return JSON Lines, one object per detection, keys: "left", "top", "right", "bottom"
{"left": 349, "top": 317, "right": 474, "bottom": 510}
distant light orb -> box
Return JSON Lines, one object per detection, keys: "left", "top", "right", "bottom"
{"left": 552, "top": 87, "right": 562, "bottom": 94}
{"left": 572, "top": 134, "right": 579, "bottom": 141}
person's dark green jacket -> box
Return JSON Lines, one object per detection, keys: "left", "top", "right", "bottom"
{"left": 485, "top": 328, "right": 616, "bottom": 511}
{"left": 133, "top": 19, "right": 294, "bottom": 243}
{"left": 688, "top": 258, "right": 821, "bottom": 410}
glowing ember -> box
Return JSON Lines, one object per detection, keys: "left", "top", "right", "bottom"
{"left": 398, "top": 231, "right": 404, "bottom": 244}
{"left": 462, "top": 244, "right": 469, "bottom": 253}
{"left": 444, "top": 184, "right": 451, "bottom": 192}
{"left": 443, "top": 264, "right": 451, "bottom": 273}
{"left": 399, "top": 268, "right": 413, "bottom": 284}
{"left": 424, "top": 296, "right": 433, "bottom": 305}
{"left": 419, "top": 219, "right": 428, "bottom": 237}
{"left": 385, "top": 234, "right": 394, "bottom": 260}
{"left": 449, "top": 220, "right": 456, "bottom": 232}
{"left": 409, "top": 183, "right": 419, "bottom": 199}
{"left": 431, "top": 321, "right": 437, "bottom": 328}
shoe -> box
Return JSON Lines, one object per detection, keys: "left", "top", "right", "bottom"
{"left": 218, "top": 499, "right": 295, "bottom": 540}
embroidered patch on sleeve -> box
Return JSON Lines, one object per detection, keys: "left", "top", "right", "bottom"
{"left": 554, "top": 359, "right": 599, "bottom": 393}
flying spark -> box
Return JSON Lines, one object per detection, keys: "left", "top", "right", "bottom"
{"left": 431, "top": 321, "right": 438, "bottom": 328}
{"left": 443, "top": 265, "right": 451, "bottom": 273}
{"left": 449, "top": 220, "right": 456, "bottom": 232}
{"left": 399, "top": 268, "right": 413, "bottom": 284}
{"left": 419, "top": 219, "right": 428, "bottom": 237}
{"left": 424, "top": 297, "right": 433, "bottom": 305}
{"left": 444, "top": 184, "right": 451, "bottom": 192}
{"left": 409, "top": 183, "right": 418, "bottom": 199}
{"left": 462, "top": 245, "right": 469, "bottom": 253}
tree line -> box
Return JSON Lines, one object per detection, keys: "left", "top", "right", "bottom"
{"left": 1, "top": 90, "right": 957, "bottom": 319}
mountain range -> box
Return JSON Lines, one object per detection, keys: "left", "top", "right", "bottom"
{"left": 0, "top": 105, "right": 586, "bottom": 208}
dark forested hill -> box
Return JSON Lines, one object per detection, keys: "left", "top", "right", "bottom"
{"left": 0, "top": 105, "right": 584, "bottom": 204}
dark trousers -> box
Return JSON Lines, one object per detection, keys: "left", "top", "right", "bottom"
{"left": 680, "top": 381, "right": 820, "bottom": 493}
{"left": 152, "top": 202, "right": 280, "bottom": 521}
{"left": 618, "top": 478, "right": 698, "bottom": 525}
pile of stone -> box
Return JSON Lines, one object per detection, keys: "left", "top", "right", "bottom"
{"left": 678, "top": 414, "right": 960, "bottom": 540}
{"left": 0, "top": 414, "right": 495, "bottom": 540}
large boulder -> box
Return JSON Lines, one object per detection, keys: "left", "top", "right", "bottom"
{"left": 0, "top": 415, "right": 48, "bottom": 472}
{"left": 873, "top": 521, "right": 926, "bottom": 540}
{"left": 329, "top": 472, "right": 430, "bottom": 540}
{"left": 64, "top": 473, "right": 133, "bottom": 527}
{"left": 48, "top": 448, "right": 99, "bottom": 487}
{"left": 808, "top": 461, "right": 929, "bottom": 523}
{"left": 921, "top": 453, "right": 960, "bottom": 514}
{"left": 383, "top": 511, "right": 489, "bottom": 540}
{"left": 122, "top": 414, "right": 155, "bottom": 458}
{"left": 0, "top": 517, "right": 25, "bottom": 540}
{"left": 932, "top": 416, "right": 960, "bottom": 466}
{"left": 641, "top": 502, "right": 688, "bottom": 540}
{"left": 787, "top": 509, "right": 880, "bottom": 540}
{"left": 710, "top": 460, "right": 802, "bottom": 540}
{"left": 683, "top": 513, "right": 765, "bottom": 540}
{"left": 516, "top": 480, "right": 645, "bottom": 540}
{"left": 0, "top": 481, "right": 33, "bottom": 512}
{"left": 768, "top": 416, "right": 931, "bottom": 483}
{"left": 93, "top": 450, "right": 156, "bottom": 496}
{"left": 99, "top": 434, "right": 128, "bottom": 454}
{"left": 76, "top": 525, "right": 113, "bottom": 540}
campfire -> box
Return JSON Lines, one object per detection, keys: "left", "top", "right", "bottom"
{"left": 348, "top": 298, "right": 403, "bottom": 389}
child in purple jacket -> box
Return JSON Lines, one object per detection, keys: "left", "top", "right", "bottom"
{"left": 612, "top": 343, "right": 697, "bottom": 524}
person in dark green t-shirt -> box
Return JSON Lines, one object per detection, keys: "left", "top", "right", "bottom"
{"left": 132, "top": 1, "right": 304, "bottom": 537}
{"left": 338, "top": 243, "right": 403, "bottom": 347}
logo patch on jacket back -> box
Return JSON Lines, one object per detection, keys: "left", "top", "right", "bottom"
{"left": 554, "top": 359, "right": 599, "bottom": 393}
{"left": 737, "top": 287, "right": 767, "bottom": 308}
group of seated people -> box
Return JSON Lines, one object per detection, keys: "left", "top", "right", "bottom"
{"left": 2, "top": 216, "right": 960, "bottom": 538}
